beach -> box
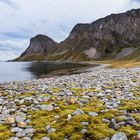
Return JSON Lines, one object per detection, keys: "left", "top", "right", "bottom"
{"left": 0, "top": 65, "right": 140, "bottom": 140}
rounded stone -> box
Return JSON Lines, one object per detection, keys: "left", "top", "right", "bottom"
{"left": 5, "top": 117, "right": 15, "bottom": 124}
{"left": 67, "top": 98, "right": 76, "bottom": 104}
{"left": 16, "top": 130, "right": 26, "bottom": 138}
{"left": 111, "top": 132, "right": 128, "bottom": 140}
{"left": 17, "top": 122, "right": 27, "bottom": 128}
{"left": 41, "top": 137, "right": 51, "bottom": 140}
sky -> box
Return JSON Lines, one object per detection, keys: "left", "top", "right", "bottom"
{"left": 0, "top": 0, "right": 140, "bottom": 60}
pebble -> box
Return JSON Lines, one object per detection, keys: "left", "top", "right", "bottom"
{"left": 17, "top": 122, "right": 27, "bottom": 128}
{"left": 81, "top": 128, "right": 87, "bottom": 134}
{"left": 0, "top": 65, "right": 139, "bottom": 139}
{"left": 16, "top": 130, "right": 26, "bottom": 138}
{"left": 40, "top": 104, "right": 53, "bottom": 111}
{"left": 11, "top": 127, "right": 22, "bottom": 133}
{"left": 81, "top": 122, "right": 89, "bottom": 126}
{"left": 110, "top": 118, "right": 119, "bottom": 130}
{"left": 5, "top": 117, "right": 15, "bottom": 125}
{"left": 41, "top": 137, "right": 51, "bottom": 140}
{"left": 72, "top": 109, "right": 84, "bottom": 116}
{"left": 88, "top": 112, "right": 98, "bottom": 117}
{"left": 111, "top": 132, "right": 128, "bottom": 140}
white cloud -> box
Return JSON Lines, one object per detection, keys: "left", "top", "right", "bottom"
{"left": 0, "top": 39, "right": 28, "bottom": 61}
{"left": 0, "top": 40, "right": 28, "bottom": 50}
{"left": 0, "top": 0, "right": 139, "bottom": 60}
{"left": 0, "top": 50, "right": 18, "bottom": 61}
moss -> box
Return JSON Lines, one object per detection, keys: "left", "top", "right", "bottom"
{"left": 130, "top": 113, "right": 140, "bottom": 122}
{"left": 133, "top": 124, "right": 140, "bottom": 130}
{"left": 47, "top": 132, "right": 64, "bottom": 140}
{"left": 16, "top": 91, "right": 36, "bottom": 97}
{"left": 29, "top": 110, "right": 55, "bottom": 139}
{"left": 134, "top": 91, "right": 140, "bottom": 97}
{"left": 82, "top": 100, "right": 105, "bottom": 113}
{"left": 116, "top": 116, "right": 126, "bottom": 122}
{"left": 118, "top": 100, "right": 140, "bottom": 111}
{"left": 71, "top": 114, "right": 89, "bottom": 123}
{"left": 22, "top": 101, "right": 33, "bottom": 106}
{"left": 2, "top": 92, "right": 8, "bottom": 96}
{"left": 39, "top": 94, "right": 48, "bottom": 97}
{"left": 56, "top": 100, "right": 79, "bottom": 111}
{"left": 119, "top": 126, "right": 137, "bottom": 137}
{"left": 70, "top": 88, "right": 100, "bottom": 97}
{"left": 88, "top": 123, "right": 116, "bottom": 139}
{"left": 70, "top": 133, "right": 83, "bottom": 140}
{"left": 106, "top": 95, "right": 112, "bottom": 100}
{"left": 101, "top": 110, "right": 122, "bottom": 120}
{"left": 0, "top": 125, "right": 13, "bottom": 139}
{"left": 59, "top": 109, "right": 75, "bottom": 118}
{"left": 51, "top": 88, "right": 61, "bottom": 93}
{"left": 18, "top": 54, "right": 46, "bottom": 61}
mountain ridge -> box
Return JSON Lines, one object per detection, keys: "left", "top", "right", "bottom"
{"left": 15, "top": 8, "right": 140, "bottom": 61}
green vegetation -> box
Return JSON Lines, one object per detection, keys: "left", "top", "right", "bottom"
{"left": 0, "top": 125, "right": 13, "bottom": 139}
{"left": 119, "top": 126, "right": 137, "bottom": 138}
{"left": 118, "top": 100, "right": 140, "bottom": 111}
{"left": 17, "top": 54, "right": 46, "bottom": 61}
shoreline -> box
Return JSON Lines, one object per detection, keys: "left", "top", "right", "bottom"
{"left": 0, "top": 61, "right": 101, "bottom": 84}
{"left": 0, "top": 64, "right": 140, "bottom": 140}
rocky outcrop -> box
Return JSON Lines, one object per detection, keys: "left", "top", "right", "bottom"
{"left": 16, "top": 35, "right": 57, "bottom": 61}
{"left": 17, "top": 9, "right": 140, "bottom": 61}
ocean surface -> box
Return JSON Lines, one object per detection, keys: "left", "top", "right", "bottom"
{"left": 0, "top": 62, "right": 95, "bottom": 83}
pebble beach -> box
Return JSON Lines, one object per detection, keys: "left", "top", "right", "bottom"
{"left": 0, "top": 65, "right": 140, "bottom": 140}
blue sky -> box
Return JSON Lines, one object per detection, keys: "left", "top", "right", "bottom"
{"left": 0, "top": 0, "right": 140, "bottom": 60}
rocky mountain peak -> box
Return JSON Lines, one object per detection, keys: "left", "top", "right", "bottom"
{"left": 17, "top": 8, "right": 140, "bottom": 61}
{"left": 19, "top": 34, "right": 57, "bottom": 58}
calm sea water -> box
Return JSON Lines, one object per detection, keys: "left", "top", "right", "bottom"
{"left": 0, "top": 62, "right": 94, "bottom": 83}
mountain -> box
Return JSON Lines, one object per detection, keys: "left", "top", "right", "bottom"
{"left": 16, "top": 9, "right": 140, "bottom": 61}
{"left": 15, "top": 35, "right": 57, "bottom": 61}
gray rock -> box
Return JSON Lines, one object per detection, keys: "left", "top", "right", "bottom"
{"left": 102, "top": 118, "right": 110, "bottom": 123}
{"left": 16, "top": 116, "right": 25, "bottom": 123}
{"left": 46, "top": 125, "right": 51, "bottom": 131}
{"left": 79, "top": 99, "right": 89, "bottom": 104}
{"left": 8, "top": 137, "right": 19, "bottom": 140}
{"left": 118, "top": 122, "right": 126, "bottom": 126}
{"left": 16, "top": 130, "right": 26, "bottom": 138}
{"left": 41, "top": 137, "right": 51, "bottom": 140}
{"left": 87, "top": 92, "right": 94, "bottom": 97}
{"left": 101, "top": 137, "right": 110, "bottom": 140}
{"left": 40, "top": 105, "right": 53, "bottom": 111}
{"left": 125, "top": 117, "right": 137, "bottom": 125}
{"left": 110, "top": 118, "right": 119, "bottom": 130}
{"left": 47, "top": 128, "right": 56, "bottom": 133}
{"left": 72, "top": 109, "right": 84, "bottom": 116}
{"left": 88, "top": 112, "right": 98, "bottom": 117}
{"left": 111, "top": 132, "right": 128, "bottom": 140}
{"left": 11, "top": 127, "right": 22, "bottom": 133}
{"left": 67, "top": 114, "right": 72, "bottom": 121}
{"left": 81, "top": 129, "right": 87, "bottom": 134}
{"left": 97, "top": 93, "right": 105, "bottom": 97}
{"left": 25, "top": 128, "right": 36, "bottom": 134}
{"left": 22, "top": 137, "right": 31, "bottom": 140}
{"left": 81, "top": 122, "right": 89, "bottom": 126}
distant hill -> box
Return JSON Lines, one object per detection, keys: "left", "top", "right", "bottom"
{"left": 15, "top": 9, "right": 140, "bottom": 61}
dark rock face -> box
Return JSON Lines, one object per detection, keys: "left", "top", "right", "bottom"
{"left": 55, "top": 9, "right": 140, "bottom": 59}
{"left": 19, "top": 35, "right": 57, "bottom": 59}
{"left": 17, "top": 9, "right": 140, "bottom": 61}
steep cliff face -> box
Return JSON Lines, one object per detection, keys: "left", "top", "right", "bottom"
{"left": 16, "top": 35, "right": 57, "bottom": 61}
{"left": 50, "top": 9, "right": 140, "bottom": 61}
{"left": 17, "top": 9, "right": 140, "bottom": 61}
